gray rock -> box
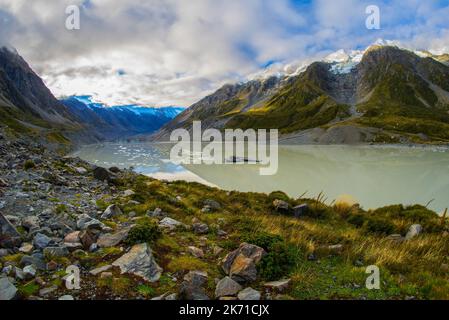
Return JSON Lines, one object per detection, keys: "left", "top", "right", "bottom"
{"left": 273, "top": 199, "right": 289, "bottom": 212}
{"left": 165, "top": 293, "right": 177, "bottom": 300}
{"left": 23, "top": 265, "right": 37, "bottom": 279}
{"left": 0, "top": 277, "right": 17, "bottom": 300}
{"left": 112, "top": 243, "right": 162, "bottom": 282}
{"left": 101, "top": 205, "right": 123, "bottom": 219}
{"left": 159, "top": 217, "right": 184, "bottom": 230}
{"left": 0, "top": 249, "right": 9, "bottom": 257}
{"left": 222, "top": 243, "right": 266, "bottom": 284}
{"left": 192, "top": 223, "right": 209, "bottom": 235}
{"left": 20, "top": 254, "right": 46, "bottom": 271}
{"left": 148, "top": 208, "right": 166, "bottom": 218}
{"left": 33, "top": 233, "right": 54, "bottom": 250}
{"left": 179, "top": 271, "right": 210, "bottom": 300}
{"left": 93, "top": 167, "right": 114, "bottom": 182}
{"left": 75, "top": 167, "right": 88, "bottom": 175}
{"left": 19, "top": 243, "right": 34, "bottom": 254}
{"left": 89, "top": 264, "right": 112, "bottom": 276}
{"left": 215, "top": 276, "right": 242, "bottom": 298}
{"left": 76, "top": 214, "right": 104, "bottom": 231}
{"left": 39, "top": 285, "right": 58, "bottom": 296}
{"left": 13, "top": 266, "right": 26, "bottom": 280}
{"left": 123, "top": 190, "right": 135, "bottom": 197}
{"left": 97, "top": 228, "right": 130, "bottom": 248}
{"left": 4, "top": 215, "right": 21, "bottom": 226}
{"left": 187, "top": 246, "right": 205, "bottom": 258}
{"left": 0, "top": 212, "right": 21, "bottom": 248}
{"left": 293, "top": 204, "right": 309, "bottom": 218}
{"left": 22, "top": 216, "right": 40, "bottom": 231}
{"left": 58, "top": 295, "right": 75, "bottom": 300}
{"left": 238, "top": 287, "right": 261, "bottom": 300}
{"left": 405, "top": 224, "right": 423, "bottom": 240}
{"left": 264, "top": 279, "right": 291, "bottom": 292}
{"left": 43, "top": 246, "right": 69, "bottom": 258}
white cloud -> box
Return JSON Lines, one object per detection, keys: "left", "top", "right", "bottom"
{"left": 0, "top": 0, "right": 448, "bottom": 107}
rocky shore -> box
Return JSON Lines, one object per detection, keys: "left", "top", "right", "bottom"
{"left": 1, "top": 129, "right": 448, "bottom": 300}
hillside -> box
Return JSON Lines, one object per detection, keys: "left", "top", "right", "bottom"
{"left": 1, "top": 129, "right": 448, "bottom": 300}
{"left": 154, "top": 46, "right": 449, "bottom": 144}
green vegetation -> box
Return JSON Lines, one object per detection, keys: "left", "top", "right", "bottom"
{"left": 125, "top": 219, "right": 162, "bottom": 245}
{"left": 23, "top": 159, "right": 35, "bottom": 170}
{"left": 105, "top": 172, "right": 449, "bottom": 299}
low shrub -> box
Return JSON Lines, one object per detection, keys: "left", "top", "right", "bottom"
{"left": 242, "top": 232, "right": 283, "bottom": 251}
{"left": 126, "top": 220, "right": 162, "bottom": 245}
{"left": 23, "top": 160, "right": 35, "bottom": 170}
{"left": 258, "top": 242, "right": 299, "bottom": 281}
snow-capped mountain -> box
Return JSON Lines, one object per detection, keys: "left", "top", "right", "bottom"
{"left": 62, "top": 95, "right": 184, "bottom": 140}
{"left": 249, "top": 39, "right": 449, "bottom": 80}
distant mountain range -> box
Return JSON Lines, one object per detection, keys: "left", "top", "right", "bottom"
{"left": 0, "top": 47, "right": 183, "bottom": 144}
{"left": 62, "top": 96, "right": 184, "bottom": 141}
{"left": 154, "top": 43, "right": 449, "bottom": 144}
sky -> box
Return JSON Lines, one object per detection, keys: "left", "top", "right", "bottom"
{"left": 0, "top": 0, "right": 449, "bottom": 107}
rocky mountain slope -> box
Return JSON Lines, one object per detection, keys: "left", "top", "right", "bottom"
{"left": 154, "top": 46, "right": 449, "bottom": 144}
{"left": 1, "top": 128, "right": 448, "bottom": 300}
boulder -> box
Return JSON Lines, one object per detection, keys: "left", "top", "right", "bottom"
{"left": 93, "top": 167, "right": 114, "bottom": 182}
{"left": 19, "top": 243, "right": 34, "bottom": 254}
{"left": 0, "top": 278, "right": 17, "bottom": 300}
{"left": 23, "top": 265, "right": 37, "bottom": 279}
{"left": 405, "top": 224, "right": 423, "bottom": 240}
{"left": 64, "top": 231, "right": 81, "bottom": 243}
{"left": 179, "top": 271, "right": 209, "bottom": 300}
{"left": 22, "top": 216, "right": 40, "bottom": 231}
{"left": 273, "top": 199, "right": 289, "bottom": 212}
{"left": 263, "top": 279, "right": 291, "bottom": 292}
{"left": 21, "top": 254, "right": 46, "bottom": 271}
{"left": 39, "top": 285, "right": 58, "bottom": 296}
{"left": 89, "top": 265, "right": 112, "bottom": 276}
{"left": 75, "top": 167, "right": 88, "bottom": 175}
{"left": 112, "top": 243, "right": 162, "bottom": 282}
{"left": 101, "top": 205, "right": 123, "bottom": 219}
{"left": 202, "top": 199, "right": 221, "bottom": 212}
{"left": 192, "top": 223, "right": 209, "bottom": 235}
{"left": 123, "top": 190, "right": 135, "bottom": 197}
{"left": 148, "top": 208, "right": 166, "bottom": 218}
{"left": 0, "top": 213, "right": 21, "bottom": 248}
{"left": 159, "top": 217, "right": 184, "bottom": 230}
{"left": 43, "top": 246, "right": 69, "bottom": 258}
{"left": 79, "top": 230, "right": 97, "bottom": 249}
{"left": 293, "top": 204, "right": 309, "bottom": 218}
{"left": 97, "top": 228, "right": 130, "bottom": 248}
{"left": 222, "top": 243, "right": 266, "bottom": 284}
{"left": 33, "top": 233, "right": 54, "bottom": 250}
{"left": 187, "top": 246, "right": 205, "bottom": 258}
{"left": 238, "top": 287, "right": 261, "bottom": 300}
{"left": 76, "top": 214, "right": 105, "bottom": 231}
{"left": 229, "top": 254, "right": 257, "bottom": 283}
{"left": 215, "top": 276, "right": 242, "bottom": 298}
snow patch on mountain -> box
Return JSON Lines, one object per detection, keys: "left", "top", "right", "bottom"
{"left": 324, "top": 49, "right": 364, "bottom": 74}
{"left": 69, "top": 95, "right": 185, "bottom": 117}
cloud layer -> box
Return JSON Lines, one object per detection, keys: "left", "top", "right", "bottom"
{"left": 0, "top": 0, "right": 448, "bottom": 106}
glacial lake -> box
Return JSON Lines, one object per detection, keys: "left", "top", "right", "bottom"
{"left": 71, "top": 143, "right": 449, "bottom": 213}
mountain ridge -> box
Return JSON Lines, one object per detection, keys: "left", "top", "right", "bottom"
{"left": 153, "top": 45, "right": 449, "bottom": 144}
